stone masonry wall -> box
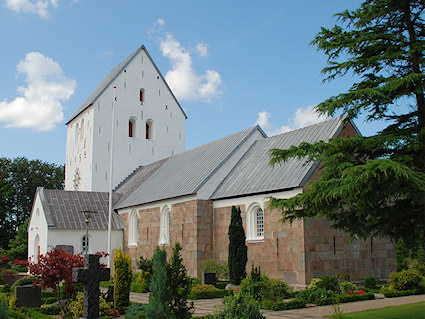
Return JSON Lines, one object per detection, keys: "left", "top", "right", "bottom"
{"left": 304, "top": 218, "right": 396, "bottom": 283}
{"left": 214, "top": 204, "right": 307, "bottom": 287}
{"left": 122, "top": 200, "right": 214, "bottom": 277}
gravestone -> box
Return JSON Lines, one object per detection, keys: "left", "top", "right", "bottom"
{"left": 56, "top": 244, "right": 74, "bottom": 255}
{"left": 202, "top": 272, "right": 217, "bottom": 286}
{"left": 73, "top": 254, "right": 110, "bottom": 319}
{"left": 15, "top": 286, "right": 41, "bottom": 308}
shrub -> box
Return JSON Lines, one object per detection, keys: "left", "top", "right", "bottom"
{"left": 364, "top": 275, "right": 376, "bottom": 289}
{"left": 198, "top": 259, "right": 229, "bottom": 281}
{"left": 260, "top": 299, "right": 306, "bottom": 311}
{"left": 39, "top": 305, "right": 61, "bottom": 315}
{"left": 228, "top": 206, "right": 247, "bottom": 285}
{"left": 125, "top": 303, "right": 146, "bottom": 319}
{"left": 215, "top": 281, "right": 229, "bottom": 290}
{"left": 318, "top": 275, "right": 339, "bottom": 292}
{"left": 315, "top": 292, "right": 375, "bottom": 305}
{"left": 113, "top": 248, "right": 132, "bottom": 314}
{"left": 0, "top": 294, "right": 8, "bottom": 319}
{"left": 166, "top": 243, "right": 193, "bottom": 319}
{"left": 189, "top": 285, "right": 232, "bottom": 299}
{"left": 255, "top": 280, "right": 293, "bottom": 302}
{"left": 214, "top": 294, "right": 265, "bottom": 319}
{"left": 388, "top": 267, "right": 423, "bottom": 290}
{"left": 69, "top": 291, "right": 118, "bottom": 318}
{"left": 295, "top": 288, "right": 336, "bottom": 304}
{"left": 137, "top": 255, "right": 154, "bottom": 291}
{"left": 339, "top": 281, "right": 357, "bottom": 294}
{"left": 145, "top": 247, "right": 170, "bottom": 319}
{"left": 135, "top": 271, "right": 151, "bottom": 293}
{"left": 307, "top": 278, "right": 322, "bottom": 290}
{"left": 11, "top": 276, "right": 36, "bottom": 289}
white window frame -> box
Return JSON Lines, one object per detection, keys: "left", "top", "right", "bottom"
{"left": 159, "top": 206, "right": 170, "bottom": 245}
{"left": 246, "top": 203, "right": 264, "bottom": 242}
{"left": 128, "top": 210, "right": 138, "bottom": 247}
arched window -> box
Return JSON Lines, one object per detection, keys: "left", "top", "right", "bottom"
{"left": 34, "top": 235, "right": 40, "bottom": 263}
{"left": 146, "top": 120, "right": 154, "bottom": 140}
{"left": 246, "top": 203, "right": 264, "bottom": 241}
{"left": 82, "top": 235, "right": 89, "bottom": 253}
{"left": 129, "top": 117, "right": 137, "bottom": 138}
{"left": 159, "top": 206, "right": 170, "bottom": 245}
{"left": 128, "top": 210, "right": 138, "bottom": 246}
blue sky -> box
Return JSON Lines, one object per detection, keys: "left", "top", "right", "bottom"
{"left": 0, "top": 0, "right": 383, "bottom": 165}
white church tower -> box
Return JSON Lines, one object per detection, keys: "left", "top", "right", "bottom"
{"left": 64, "top": 46, "right": 187, "bottom": 192}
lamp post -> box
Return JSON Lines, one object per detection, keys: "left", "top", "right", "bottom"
{"left": 79, "top": 210, "right": 96, "bottom": 255}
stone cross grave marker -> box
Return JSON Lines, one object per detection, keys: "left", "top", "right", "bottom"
{"left": 73, "top": 254, "right": 110, "bottom": 319}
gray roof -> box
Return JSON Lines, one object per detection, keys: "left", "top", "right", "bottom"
{"left": 66, "top": 45, "right": 187, "bottom": 124}
{"left": 115, "top": 126, "right": 264, "bottom": 209}
{"left": 210, "top": 117, "right": 345, "bottom": 199}
{"left": 37, "top": 187, "right": 123, "bottom": 230}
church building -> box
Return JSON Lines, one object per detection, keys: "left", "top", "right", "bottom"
{"left": 28, "top": 46, "right": 395, "bottom": 287}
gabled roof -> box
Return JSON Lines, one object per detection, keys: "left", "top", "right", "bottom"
{"left": 36, "top": 187, "right": 123, "bottom": 230}
{"left": 114, "top": 126, "right": 265, "bottom": 209}
{"left": 66, "top": 45, "right": 187, "bottom": 125}
{"left": 210, "top": 117, "right": 346, "bottom": 200}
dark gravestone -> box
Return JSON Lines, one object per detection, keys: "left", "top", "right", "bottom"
{"left": 56, "top": 244, "right": 74, "bottom": 255}
{"left": 73, "top": 254, "right": 110, "bottom": 319}
{"left": 15, "top": 286, "right": 41, "bottom": 308}
{"left": 106, "top": 284, "right": 114, "bottom": 303}
{"left": 202, "top": 272, "right": 217, "bottom": 286}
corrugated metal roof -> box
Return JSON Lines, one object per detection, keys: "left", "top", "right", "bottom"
{"left": 39, "top": 188, "right": 123, "bottom": 230}
{"left": 115, "top": 126, "right": 262, "bottom": 209}
{"left": 66, "top": 45, "right": 187, "bottom": 124}
{"left": 211, "top": 118, "right": 344, "bottom": 199}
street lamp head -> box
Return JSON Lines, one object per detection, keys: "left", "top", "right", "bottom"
{"left": 79, "top": 210, "right": 97, "bottom": 224}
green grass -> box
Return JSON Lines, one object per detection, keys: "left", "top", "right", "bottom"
{"left": 328, "top": 302, "right": 425, "bottom": 319}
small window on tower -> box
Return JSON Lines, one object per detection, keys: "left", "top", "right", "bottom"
{"left": 140, "top": 89, "right": 145, "bottom": 104}
{"left": 129, "top": 117, "right": 137, "bottom": 138}
{"left": 146, "top": 120, "right": 154, "bottom": 140}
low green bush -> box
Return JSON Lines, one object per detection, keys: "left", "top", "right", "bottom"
{"left": 364, "top": 275, "right": 376, "bottom": 289}
{"left": 125, "top": 303, "right": 146, "bottom": 319}
{"left": 339, "top": 281, "right": 357, "bottom": 294}
{"left": 0, "top": 286, "right": 10, "bottom": 294}
{"left": 189, "top": 285, "right": 232, "bottom": 300}
{"left": 39, "top": 304, "right": 61, "bottom": 315}
{"left": 130, "top": 282, "right": 148, "bottom": 293}
{"left": 260, "top": 298, "right": 306, "bottom": 311}
{"left": 380, "top": 287, "right": 425, "bottom": 298}
{"left": 314, "top": 292, "right": 375, "bottom": 306}
{"left": 295, "top": 288, "right": 336, "bottom": 304}
{"left": 9, "top": 308, "right": 51, "bottom": 319}
{"left": 198, "top": 259, "right": 229, "bottom": 281}
{"left": 214, "top": 294, "right": 265, "bottom": 319}
{"left": 40, "top": 290, "right": 55, "bottom": 298}
{"left": 215, "top": 281, "right": 229, "bottom": 290}
{"left": 10, "top": 276, "right": 36, "bottom": 289}
{"left": 387, "top": 267, "right": 423, "bottom": 290}
{"left": 41, "top": 296, "right": 56, "bottom": 305}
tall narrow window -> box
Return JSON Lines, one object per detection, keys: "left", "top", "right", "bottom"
{"left": 247, "top": 203, "right": 265, "bottom": 241}
{"left": 140, "top": 89, "right": 144, "bottom": 104}
{"left": 146, "top": 120, "right": 154, "bottom": 140}
{"left": 159, "top": 206, "right": 171, "bottom": 245}
{"left": 128, "top": 210, "right": 138, "bottom": 246}
{"left": 129, "top": 120, "right": 133, "bottom": 137}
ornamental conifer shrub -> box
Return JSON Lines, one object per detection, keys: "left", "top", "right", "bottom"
{"left": 228, "top": 206, "right": 247, "bottom": 285}
{"left": 113, "top": 248, "right": 132, "bottom": 314}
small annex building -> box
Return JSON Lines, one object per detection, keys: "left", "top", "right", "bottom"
{"left": 28, "top": 45, "right": 395, "bottom": 287}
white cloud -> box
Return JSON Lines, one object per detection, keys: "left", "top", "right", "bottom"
{"left": 150, "top": 21, "right": 222, "bottom": 103}
{"left": 4, "top": 0, "right": 58, "bottom": 18}
{"left": 255, "top": 105, "right": 328, "bottom": 136}
{"left": 0, "top": 52, "right": 76, "bottom": 131}
{"left": 196, "top": 42, "right": 208, "bottom": 57}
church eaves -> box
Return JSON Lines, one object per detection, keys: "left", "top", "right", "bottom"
{"left": 66, "top": 45, "right": 187, "bottom": 125}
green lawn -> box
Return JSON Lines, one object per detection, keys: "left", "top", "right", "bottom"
{"left": 328, "top": 302, "right": 425, "bottom": 319}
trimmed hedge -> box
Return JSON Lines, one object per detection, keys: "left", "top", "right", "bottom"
{"left": 314, "top": 292, "right": 375, "bottom": 306}
{"left": 39, "top": 304, "right": 61, "bottom": 315}
{"left": 382, "top": 288, "right": 425, "bottom": 298}
{"left": 261, "top": 299, "right": 307, "bottom": 311}
{"left": 188, "top": 289, "right": 232, "bottom": 300}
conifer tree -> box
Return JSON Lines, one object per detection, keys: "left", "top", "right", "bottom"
{"left": 145, "top": 247, "right": 170, "bottom": 319}
{"left": 166, "top": 242, "right": 193, "bottom": 319}
{"left": 228, "top": 206, "right": 247, "bottom": 285}
{"left": 113, "top": 248, "right": 132, "bottom": 314}
{"left": 270, "top": 0, "right": 425, "bottom": 253}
